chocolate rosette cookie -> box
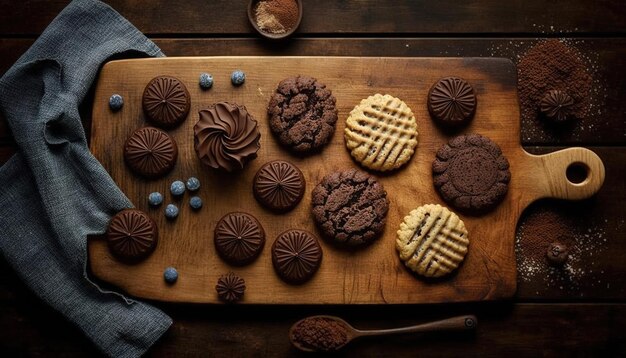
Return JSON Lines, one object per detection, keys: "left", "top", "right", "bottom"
{"left": 268, "top": 75, "right": 338, "bottom": 154}
{"left": 272, "top": 229, "right": 323, "bottom": 284}
{"left": 215, "top": 272, "right": 246, "bottom": 303}
{"left": 214, "top": 212, "right": 265, "bottom": 266}
{"left": 428, "top": 77, "right": 476, "bottom": 128}
{"left": 124, "top": 127, "right": 178, "bottom": 179}
{"left": 194, "top": 102, "right": 261, "bottom": 172}
{"left": 253, "top": 160, "right": 305, "bottom": 212}
{"left": 540, "top": 89, "right": 574, "bottom": 122}
{"left": 142, "top": 76, "right": 190, "bottom": 128}
{"left": 312, "top": 169, "right": 389, "bottom": 248}
{"left": 432, "top": 134, "right": 511, "bottom": 214}
{"left": 106, "top": 209, "right": 158, "bottom": 263}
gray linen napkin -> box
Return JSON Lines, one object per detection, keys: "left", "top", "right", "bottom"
{"left": 0, "top": 0, "right": 172, "bottom": 356}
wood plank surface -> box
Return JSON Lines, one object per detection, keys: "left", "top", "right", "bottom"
{"left": 88, "top": 56, "right": 534, "bottom": 304}
{"left": 1, "top": 38, "right": 626, "bottom": 145}
{"left": 1, "top": 0, "right": 626, "bottom": 36}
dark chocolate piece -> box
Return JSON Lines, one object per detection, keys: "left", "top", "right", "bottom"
{"left": 272, "top": 229, "right": 322, "bottom": 284}
{"left": 546, "top": 242, "right": 569, "bottom": 266}
{"left": 194, "top": 102, "right": 260, "bottom": 172}
{"left": 106, "top": 209, "right": 158, "bottom": 262}
{"left": 267, "top": 75, "right": 338, "bottom": 153}
{"left": 311, "top": 169, "right": 389, "bottom": 247}
{"left": 124, "top": 126, "right": 178, "bottom": 179}
{"left": 540, "top": 89, "right": 574, "bottom": 122}
{"left": 215, "top": 272, "right": 246, "bottom": 302}
{"left": 142, "top": 76, "right": 190, "bottom": 128}
{"left": 432, "top": 134, "right": 511, "bottom": 214}
{"left": 214, "top": 212, "right": 265, "bottom": 266}
{"left": 253, "top": 160, "right": 305, "bottom": 212}
{"left": 428, "top": 77, "right": 476, "bottom": 127}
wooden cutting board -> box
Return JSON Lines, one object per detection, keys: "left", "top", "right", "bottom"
{"left": 88, "top": 57, "right": 605, "bottom": 304}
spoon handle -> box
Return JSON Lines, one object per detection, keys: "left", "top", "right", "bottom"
{"left": 355, "top": 315, "right": 477, "bottom": 337}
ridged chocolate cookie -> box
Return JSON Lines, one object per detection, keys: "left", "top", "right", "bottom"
{"left": 312, "top": 169, "right": 389, "bottom": 247}
{"left": 432, "top": 134, "right": 511, "bottom": 213}
{"left": 267, "top": 75, "right": 338, "bottom": 153}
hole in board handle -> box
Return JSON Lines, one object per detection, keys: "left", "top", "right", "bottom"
{"left": 566, "top": 162, "right": 589, "bottom": 185}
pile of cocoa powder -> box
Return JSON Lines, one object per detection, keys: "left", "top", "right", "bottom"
{"left": 517, "top": 40, "right": 593, "bottom": 126}
{"left": 291, "top": 317, "right": 348, "bottom": 352}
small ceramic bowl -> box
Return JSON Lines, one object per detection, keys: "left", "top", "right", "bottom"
{"left": 248, "top": 0, "right": 303, "bottom": 40}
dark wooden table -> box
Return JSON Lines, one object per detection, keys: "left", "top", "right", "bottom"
{"left": 1, "top": 1, "right": 625, "bottom": 356}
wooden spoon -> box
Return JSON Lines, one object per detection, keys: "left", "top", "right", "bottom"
{"left": 289, "top": 314, "right": 477, "bottom": 352}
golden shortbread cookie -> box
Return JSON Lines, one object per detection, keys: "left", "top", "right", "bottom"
{"left": 396, "top": 204, "right": 469, "bottom": 278}
{"left": 344, "top": 94, "right": 418, "bottom": 171}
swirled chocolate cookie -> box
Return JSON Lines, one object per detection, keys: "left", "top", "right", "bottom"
{"left": 396, "top": 204, "right": 469, "bottom": 278}
{"left": 272, "top": 229, "right": 322, "bottom": 284}
{"left": 194, "top": 102, "right": 261, "bottom": 172}
{"left": 253, "top": 160, "right": 305, "bottom": 212}
{"left": 124, "top": 127, "right": 178, "bottom": 178}
{"left": 432, "top": 134, "right": 511, "bottom": 213}
{"left": 312, "top": 169, "right": 389, "bottom": 247}
{"left": 142, "top": 76, "right": 190, "bottom": 128}
{"left": 214, "top": 212, "right": 265, "bottom": 266}
{"left": 268, "top": 75, "right": 338, "bottom": 153}
{"left": 216, "top": 272, "right": 246, "bottom": 303}
{"left": 344, "top": 94, "right": 418, "bottom": 171}
{"left": 428, "top": 77, "right": 476, "bottom": 128}
{"left": 106, "top": 209, "right": 158, "bottom": 262}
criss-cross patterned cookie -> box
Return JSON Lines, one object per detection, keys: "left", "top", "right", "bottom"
{"left": 396, "top": 204, "right": 469, "bottom": 278}
{"left": 344, "top": 94, "right": 418, "bottom": 171}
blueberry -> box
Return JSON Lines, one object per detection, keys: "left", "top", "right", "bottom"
{"left": 170, "top": 180, "right": 186, "bottom": 196}
{"left": 109, "top": 94, "right": 124, "bottom": 111}
{"left": 148, "top": 192, "right": 163, "bottom": 206}
{"left": 186, "top": 177, "right": 200, "bottom": 191}
{"left": 231, "top": 70, "right": 245, "bottom": 86}
{"left": 163, "top": 267, "right": 178, "bottom": 284}
{"left": 199, "top": 73, "right": 213, "bottom": 89}
{"left": 165, "top": 204, "right": 179, "bottom": 219}
{"left": 189, "top": 196, "right": 203, "bottom": 210}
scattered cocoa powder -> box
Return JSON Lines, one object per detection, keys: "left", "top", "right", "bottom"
{"left": 254, "top": 0, "right": 299, "bottom": 35}
{"left": 291, "top": 317, "right": 348, "bottom": 352}
{"left": 518, "top": 40, "right": 593, "bottom": 126}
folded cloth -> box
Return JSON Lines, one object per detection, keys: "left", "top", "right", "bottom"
{"left": 0, "top": 0, "right": 172, "bottom": 357}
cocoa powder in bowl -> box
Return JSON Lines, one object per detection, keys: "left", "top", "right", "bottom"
{"left": 253, "top": 0, "right": 300, "bottom": 36}
{"left": 291, "top": 317, "right": 349, "bottom": 352}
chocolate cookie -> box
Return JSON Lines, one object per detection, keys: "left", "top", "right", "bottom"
{"left": 272, "top": 229, "right": 323, "bottom": 284}
{"left": 142, "top": 76, "right": 190, "bottom": 128}
{"left": 311, "top": 169, "right": 389, "bottom": 247}
{"left": 195, "top": 102, "right": 261, "bottom": 172}
{"left": 540, "top": 90, "right": 574, "bottom": 122}
{"left": 428, "top": 77, "right": 476, "bottom": 128}
{"left": 216, "top": 272, "right": 246, "bottom": 303}
{"left": 253, "top": 160, "right": 305, "bottom": 212}
{"left": 124, "top": 127, "right": 178, "bottom": 178}
{"left": 106, "top": 209, "right": 158, "bottom": 262}
{"left": 268, "top": 75, "right": 338, "bottom": 153}
{"left": 432, "top": 134, "right": 511, "bottom": 213}
{"left": 214, "top": 212, "right": 265, "bottom": 266}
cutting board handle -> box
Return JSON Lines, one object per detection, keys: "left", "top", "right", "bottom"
{"left": 524, "top": 147, "right": 605, "bottom": 202}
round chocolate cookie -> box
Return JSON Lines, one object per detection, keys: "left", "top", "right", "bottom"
{"left": 215, "top": 272, "right": 246, "bottom": 303}
{"left": 272, "top": 229, "right": 322, "bottom": 284}
{"left": 428, "top": 77, "right": 476, "bottom": 128}
{"left": 432, "top": 134, "right": 511, "bottom": 213}
{"left": 267, "top": 75, "right": 338, "bottom": 153}
{"left": 124, "top": 127, "right": 178, "bottom": 178}
{"left": 253, "top": 160, "right": 305, "bottom": 212}
{"left": 142, "top": 76, "right": 191, "bottom": 128}
{"left": 195, "top": 102, "right": 261, "bottom": 172}
{"left": 106, "top": 209, "right": 158, "bottom": 262}
{"left": 311, "top": 169, "right": 389, "bottom": 247}
{"left": 214, "top": 212, "right": 265, "bottom": 266}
